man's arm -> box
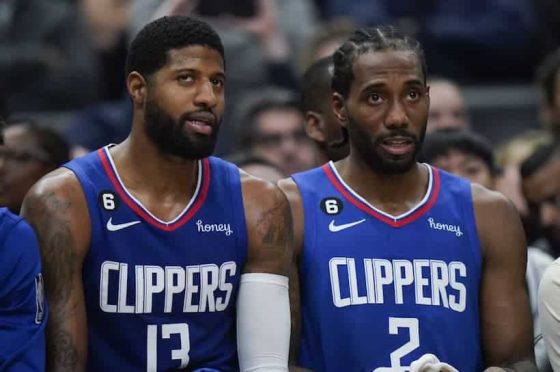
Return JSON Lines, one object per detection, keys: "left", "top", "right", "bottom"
{"left": 236, "top": 173, "right": 293, "bottom": 372}
{"left": 21, "top": 168, "right": 90, "bottom": 371}
{"left": 473, "top": 184, "right": 537, "bottom": 371}
{"left": 277, "top": 178, "right": 305, "bottom": 366}
{"left": 242, "top": 174, "right": 293, "bottom": 276}
{"left": 0, "top": 216, "right": 46, "bottom": 371}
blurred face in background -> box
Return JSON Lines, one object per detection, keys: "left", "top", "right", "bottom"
{"left": 543, "top": 70, "right": 560, "bottom": 138}
{"left": 427, "top": 81, "right": 469, "bottom": 133}
{"left": 431, "top": 150, "right": 494, "bottom": 189}
{"left": 0, "top": 125, "right": 55, "bottom": 213}
{"left": 522, "top": 155, "right": 560, "bottom": 254}
{"left": 80, "top": 0, "right": 131, "bottom": 49}
{"left": 251, "top": 108, "right": 315, "bottom": 174}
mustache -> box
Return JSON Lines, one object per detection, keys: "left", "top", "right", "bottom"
{"left": 377, "top": 129, "right": 418, "bottom": 142}
{"left": 179, "top": 109, "right": 217, "bottom": 125}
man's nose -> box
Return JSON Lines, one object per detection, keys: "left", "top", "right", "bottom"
{"left": 384, "top": 99, "right": 409, "bottom": 129}
{"left": 193, "top": 81, "right": 218, "bottom": 108}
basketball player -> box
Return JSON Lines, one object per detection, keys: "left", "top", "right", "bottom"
{"left": 279, "top": 26, "right": 536, "bottom": 371}
{"left": 21, "top": 16, "right": 291, "bottom": 371}
{"left": 300, "top": 56, "right": 349, "bottom": 165}
{"left": 0, "top": 120, "right": 47, "bottom": 371}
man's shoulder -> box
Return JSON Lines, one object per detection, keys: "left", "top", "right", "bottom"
{"left": 470, "top": 183, "right": 521, "bottom": 228}
{"left": 27, "top": 167, "right": 82, "bottom": 199}
{"left": 21, "top": 167, "right": 86, "bottom": 225}
{"left": 240, "top": 171, "right": 284, "bottom": 200}
{"left": 470, "top": 182, "right": 510, "bottom": 208}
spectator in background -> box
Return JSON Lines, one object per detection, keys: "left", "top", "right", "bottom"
{"left": 0, "top": 0, "right": 97, "bottom": 116}
{"left": 534, "top": 0, "right": 560, "bottom": 66}
{"left": 420, "top": 128, "right": 554, "bottom": 372}
{"left": 538, "top": 258, "right": 560, "bottom": 371}
{"left": 536, "top": 48, "right": 560, "bottom": 142}
{"left": 0, "top": 118, "right": 47, "bottom": 372}
{"left": 65, "top": 99, "right": 132, "bottom": 158}
{"left": 300, "top": 56, "right": 348, "bottom": 165}
{"left": 420, "top": 129, "right": 496, "bottom": 188}
{"left": 78, "top": 0, "right": 132, "bottom": 101}
{"left": 495, "top": 130, "right": 551, "bottom": 239}
{"left": 521, "top": 143, "right": 560, "bottom": 258}
{"left": 427, "top": 77, "right": 469, "bottom": 133}
{"left": 0, "top": 119, "right": 70, "bottom": 213}
{"left": 236, "top": 87, "right": 315, "bottom": 175}
{"left": 299, "top": 18, "right": 355, "bottom": 71}
{"left": 228, "top": 152, "right": 286, "bottom": 182}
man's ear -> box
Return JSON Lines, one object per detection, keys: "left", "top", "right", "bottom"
{"left": 332, "top": 92, "right": 348, "bottom": 128}
{"left": 127, "top": 72, "right": 148, "bottom": 106}
{"left": 304, "top": 111, "right": 327, "bottom": 143}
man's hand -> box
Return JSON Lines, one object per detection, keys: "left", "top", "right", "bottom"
{"left": 410, "top": 353, "right": 458, "bottom": 372}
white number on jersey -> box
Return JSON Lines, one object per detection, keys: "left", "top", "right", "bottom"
{"left": 373, "top": 317, "right": 420, "bottom": 372}
{"left": 147, "top": 323, "right": 190, "bottom": 371}
{"left": 102, "top": 193, "right": 116, "bottom": 210}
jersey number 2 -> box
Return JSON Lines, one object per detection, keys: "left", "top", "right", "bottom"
{"left": 147, "top": 323, "right": 190, "bottom": 371}
{"left": 373, "top": 317, "right": 419, "bottom": 372}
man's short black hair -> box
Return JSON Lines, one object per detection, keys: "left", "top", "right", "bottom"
{"left": 536, "top": 48, "right": 560, "bottom": 108}
{"left": 419, "top": 129, "right": 498, "bottom": 176}
{"left": 520, "top": 142, "right": 559, "bottom": 179}
{"left": 125, "top": 16, "right": 225, "bottom": 79}
{"left": 301, "top": 56, "right": 334, "bottom": 113}
{"left": 7, "top": 119, "right": 70, "bottom": 166}
{"left": 28, "top": 125, "right": 70, "bottom": 166}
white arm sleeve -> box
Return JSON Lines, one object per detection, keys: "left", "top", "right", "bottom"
{"left": 237, "top": 273, "right": 290, "bottom": 372}
{"left": 538, "top": 258, "right": 560, "bottom": 371}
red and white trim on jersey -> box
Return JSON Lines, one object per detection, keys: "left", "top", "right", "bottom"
{"left": 323, "top": 161, "right": 441, "bottom": 228}
{"left": 98, "top": 146, "right": 210, "bottom": 231}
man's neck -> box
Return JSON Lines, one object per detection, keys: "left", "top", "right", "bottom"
{"left": 109, "top": 128, "right": 199, "bottom": 202}
{"left": 335, "top": 154, "right": 429, "bottom": 216}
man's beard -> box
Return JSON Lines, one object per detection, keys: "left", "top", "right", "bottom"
{"left": 144, "top": 99, "right": 219, "bottom": 160}
{"left": 347, "top": 114, "right": 426, "bottom": 175}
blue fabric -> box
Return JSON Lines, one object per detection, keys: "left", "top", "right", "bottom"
{"left": 0, "top": 208, "right": 46, "bottom": 372}
{"left": 64, "top": 148, "right": 247, "bottom": 372}
{"left": 293, "top": 164, "right": 483, "bottom": 371}
{"left": 65, "top": 100, "right": 132, "bottom": 151}
{"left": 324, "top": 0, "right": 538, "bottom": 81}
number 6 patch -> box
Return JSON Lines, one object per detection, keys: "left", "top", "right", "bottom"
{"left": 320, "top": 197, "right": 344, "bottom": 216}
{"left": 99, "top": 191, "right": 120, "bottom": 211}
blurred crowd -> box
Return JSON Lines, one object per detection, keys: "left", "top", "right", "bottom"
{"left": 2, "top": 0, "right": 560, "bottom": 368}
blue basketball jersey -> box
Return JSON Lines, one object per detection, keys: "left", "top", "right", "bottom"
{"left": 0, "top": 208, "right": 46, "bottom": 372}
{"left": 64, "top": 147, "right": 248, "bottom": 372}
{"left": 292, "top": 162, "right": 483, "bottom": 372}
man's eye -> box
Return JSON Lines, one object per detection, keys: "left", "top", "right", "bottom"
{"left": 367, "top": 93, "right": 382, "bottom": 104}
{"left": 408, "top": 90, "right": 419, "bottom": 100}
{"left": 211, "top": 78, "right": 224, "bottom": 87}
{"left": 178, "top": 75, "right": 193, "bottom": 82}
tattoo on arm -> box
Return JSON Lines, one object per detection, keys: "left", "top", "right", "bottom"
{"left": 24, "top": 192, "right": 80, "bottom": 371}
{"left": 256, "top": 197, "right": 292, "bottom": 249}
{"left": 49, "top": 329, "right": 79, "bottom": 371}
